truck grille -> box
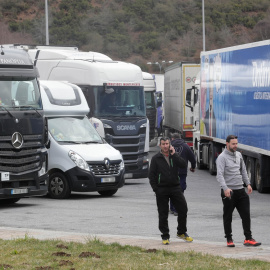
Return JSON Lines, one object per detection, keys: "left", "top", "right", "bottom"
{"left": 88, "top": 162, "right": 121, "bottom": 176}
{"left": 0, "top": 134, "right": 43, "bottom": 173}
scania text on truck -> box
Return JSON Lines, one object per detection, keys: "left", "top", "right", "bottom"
{"left": 0, "top": 47, "right": 48, "bottom": 203}
{"left": 25, "top": 47, "right": 149, "bottom": 179}
{"left": 40, "top": 80, "right": 125, "bottom": 199}
{"left": 187, "top": 40, "right": 270, "bottom": 193}
{"left": 164, "top": 62, "right": 200, "bottom": 147}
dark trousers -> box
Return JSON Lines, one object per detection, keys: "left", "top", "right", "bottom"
{"left": 156, "top": 185, "right": 188, "bottom": 239}
{"left": 221, "top": 188, "right": 252, "bottom": 240}
{"left": 170, "top": 174, "right": 187, "bottom": 212}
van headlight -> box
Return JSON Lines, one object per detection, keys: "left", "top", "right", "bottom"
{"left": 120, "top": 159, "right": 125, "bottom": 170}
{"left": 68, "top": 150, "right": 89, "bottom": 171}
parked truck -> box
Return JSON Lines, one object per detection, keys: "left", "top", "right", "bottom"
{"left": 142, "top": 72, "right": 156, "bottom": 144}
{"left": 164, "top": 62, "right": 200, "bottom": 147}
{"left": 187, "top": 39, "right": 270, "bottom": 193}
{"left": 0, "top": 47, "right": 48, "bottom": 203}
{"left": 23, "top": 46, "right": 149, "bottom": 179}
{"left": 40, "top": 80, "right": 125, "bottom": 199}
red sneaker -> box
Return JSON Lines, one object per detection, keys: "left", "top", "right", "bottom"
{"left": 227, "top": 239, "right": 235, "bottom": 247}
{"left": 243, "top": 239, "right": 261, "bottom": 246}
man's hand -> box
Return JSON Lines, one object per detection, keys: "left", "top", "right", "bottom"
{"left": 247, "top": 184, "right": 253, "bottom": 194}
{"left": 170, "top": 146, "right": 175, "bottom": 155}
{"left": 190, "top": 168, "right": 195, "bottom": 172}
{"left": 224, "top": 188, "right": 232, "bottom": 198}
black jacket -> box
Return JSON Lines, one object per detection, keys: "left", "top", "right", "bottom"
{"left": 148, "top": 151, "right": 186, "bottom": 192}
{"left": 171, "top": 138, "right": 196, "bottom": 174}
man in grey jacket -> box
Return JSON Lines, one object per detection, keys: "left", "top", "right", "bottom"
{"left": 216, "top": 135, "right": 261, "bottom": 247}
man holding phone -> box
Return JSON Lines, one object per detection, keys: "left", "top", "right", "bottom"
{"left": 149, "top": 137, "right": 193, "bottom": 245}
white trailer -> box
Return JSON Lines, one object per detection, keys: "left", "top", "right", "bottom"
{"left": 164, "top": 62, "right": 200, "bottom": 147}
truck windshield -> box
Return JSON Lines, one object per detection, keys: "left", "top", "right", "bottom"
{"left": 48, "top": 116, "right": 103, "bottom": 143}
{"left": 0, "top": 78, "right": 42, "bottom": 109}
{"left": 80, "top": 85, "right": 146, "bottom": 118}
{"left": 145, "top": 91, "right": 156, "bottom": 109}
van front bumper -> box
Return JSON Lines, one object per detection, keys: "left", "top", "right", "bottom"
{"left": 66, "top": 167, "right": 125, "bottom": 192}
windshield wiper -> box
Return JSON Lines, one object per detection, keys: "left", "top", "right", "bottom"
{"left": 0, "top": 106, "right": 16, "bottom": 119}
{"left": 58, "top": 141, "right": 82, "bottom": 144}
{"left": 84, "top": 141, "right": 102, "bottom": 144}
{"left": 18, "top": 106, "right": 42, "bottom": 117}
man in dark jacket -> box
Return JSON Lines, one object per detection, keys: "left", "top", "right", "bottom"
{"left": 149, "top": 137, "right": 193, "bottom": 245}
{"left": 170, "top": 133, "right": 196, "bottom": 215}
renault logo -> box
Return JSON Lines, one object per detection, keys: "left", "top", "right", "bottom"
{"left": 11, "top": 132, "right": 23, "bottom": 149}
{"left": 104, "top": 158, "right": 110, "bottom": 170}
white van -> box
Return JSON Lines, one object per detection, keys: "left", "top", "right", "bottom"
{"left": 39, "top": 80, "right": 125, "bottom": 199}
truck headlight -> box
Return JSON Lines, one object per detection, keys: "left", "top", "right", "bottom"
{"left": 38, "top": 155, "right": 48, "bottom": 177}
{"left": 68, "top": 150, "right": 89, "bottom": 171}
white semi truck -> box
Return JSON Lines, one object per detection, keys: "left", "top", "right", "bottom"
{"left": 164, "top": 62, "right": 200, "bottom": 147}
{"left": 20, "top": 46, "right": 149, "bottom": 180}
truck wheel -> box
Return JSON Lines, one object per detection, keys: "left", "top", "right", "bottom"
{"left": 98, "top": 189, "right": 118, "bottom": 197}
{"left": 0, "top": 198, "right": 21, "bottom": 204}
{"left": 48, "top": 172, "right": 71, "bottom": 199}
{"left": 208, "top": 144, "right": 216, "bottom": 175}
{"left": 246, "top": 157, "right": 255, "bottom": 189}
{"left": 255, "top": 159, "right": 267, "bottom": 193}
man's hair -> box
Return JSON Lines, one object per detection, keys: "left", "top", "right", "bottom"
{"left": 226, "top": 135, "right": 238, "bottom": 143}
{"left": 159, "top": 137, "right": 170, "bottom": 145}
{"left": 171, "top": 133, "right": 181, "bottom": 139}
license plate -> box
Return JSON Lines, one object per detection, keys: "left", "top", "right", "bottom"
{"left": 11, "top": 188, "right": 28, "bottom": 195}
{"left": 101, "top": 177, "right": 115, "bottom": 183}
{"left": 124, "top": 173, "right": 133, "bottom": 179}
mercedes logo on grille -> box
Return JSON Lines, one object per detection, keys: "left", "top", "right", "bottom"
{"left": 11, "top": 132, "right": 24, "bottom": 149}
{"left": 104, "top": 158, "right": 110, "bottom": 170}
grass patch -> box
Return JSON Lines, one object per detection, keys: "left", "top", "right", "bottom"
{"left": 0, "top": 238, "right": 269, "bottom": 269}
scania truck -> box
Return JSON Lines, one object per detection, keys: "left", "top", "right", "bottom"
{"left": 0, "top": 47, "right": 48, "bottom": 203}
{"left": 187, "top": 40, "right": 270, "bottom": 193}
{"left": 24, "top": 46, "right": 149, "bottom": 179}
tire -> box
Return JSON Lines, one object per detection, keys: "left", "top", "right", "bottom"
{"left": 208, "top": 143, "right": 216, "bottom": 175}
{"left": 246, "top": 157, "right": 255, "bottom": 189}
{"left": 48, "top": 172, "right": 71, "bottom": 199}
{"left": 0, "top": 198, "right": 21, "bottom": 204}
{"left": 255, "top": 159, "right": 267, "bottom": 193}
{"left": 194, "top": 143, "right": 204, "bottom": 170}
{"left": 98, "top": 189, "right": 118, "bottom": 197}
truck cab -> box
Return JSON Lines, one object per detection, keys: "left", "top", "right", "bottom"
{"left": 0, "top": 48, "right": 48, "bottom": 203}
{"left": 40, "top": 80, "right": 125, "bottom": 199}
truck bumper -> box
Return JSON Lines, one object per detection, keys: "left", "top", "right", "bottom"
{"left": 0, "top": 173, "right": 48, "bottom": 199}
{"left": 65, "top": 167, "right": 125, "bottom": 192}
{"left": 124, "top": 154, "right": 149, "bottom": 179}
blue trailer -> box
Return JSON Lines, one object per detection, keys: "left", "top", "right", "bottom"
{"left": 188, "top": 40, "right": 270, "bottom": 193}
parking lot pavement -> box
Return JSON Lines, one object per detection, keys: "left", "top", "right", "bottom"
{"left": 1, "top": 226, "right": 270, "bottom": 263}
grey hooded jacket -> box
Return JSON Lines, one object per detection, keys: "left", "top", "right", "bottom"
{"left": 216, "top": 148, "right": 250, "bottom": 191}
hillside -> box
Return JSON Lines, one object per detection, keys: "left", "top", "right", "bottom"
{"left": 1, "top": 0, "right": 270, "bottom": 73}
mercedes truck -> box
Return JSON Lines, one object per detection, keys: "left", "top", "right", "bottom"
{"left": 0, "top": 47, "right": 48, "bottom": 203}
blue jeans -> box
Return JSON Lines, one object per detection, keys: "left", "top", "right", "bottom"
{"left": 170, "top": 174, "right": 187, "bottom": 212}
